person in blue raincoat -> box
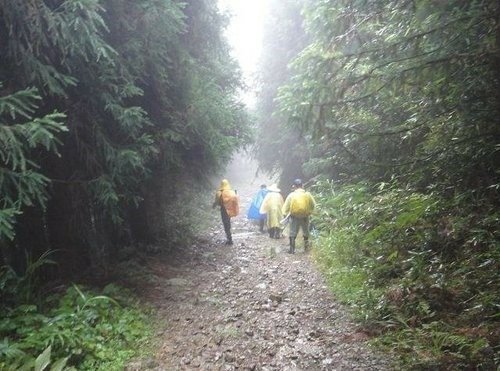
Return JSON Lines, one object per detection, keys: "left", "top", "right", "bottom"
{"left": 247, "top": 184, "right": 268, "bottom": 232}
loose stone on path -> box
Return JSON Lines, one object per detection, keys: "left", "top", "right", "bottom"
{"left": 127, "top": 177, "right": 394, "bottom": 370}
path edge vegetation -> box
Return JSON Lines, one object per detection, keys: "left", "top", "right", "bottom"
{"left": 255, "top": 0, "right": 499, "bottom": 369}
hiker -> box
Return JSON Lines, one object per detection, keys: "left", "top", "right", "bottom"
{"left": 282, "top": 179, "right": 316, "bottom": 253}
{"left": 213, "top": 179, "right": 239, "bottom": 245}
{"left": 259, "top": 183, "right": 284, "bottom": 239}
{"left": 247, "top": 184, "right": 268, "bottom": 232}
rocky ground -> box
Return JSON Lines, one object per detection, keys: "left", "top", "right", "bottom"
{"left": 127, "top": 176, "right": 394, "bottom": 370}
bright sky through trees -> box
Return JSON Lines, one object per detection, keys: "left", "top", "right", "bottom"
{"left": 218, "top": 0, "right": 268, "bottom": 107}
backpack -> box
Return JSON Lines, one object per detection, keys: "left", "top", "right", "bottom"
{"left": 221, "top": 189, "right": 240, "bottom": 217}
{"left": 290, "top": 191, "right": 312, "bottom": 217}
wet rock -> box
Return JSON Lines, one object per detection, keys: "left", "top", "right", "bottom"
{"left": 224, "top": 351, "right": 236, "bottom": 363}
{"left": 269, "top": 293, "right": 283, "bottom": 303}
{"left": 256, "top": 282, "right": 267, "bottom": 290}
{"left": 166, "top": 277, "right": 190, "bottom": 286}
{"left": 214, "top": 335, "right": 223, "bottom": 345}
{"left": 260, "top": 303, "right": 271, "bottom": 311}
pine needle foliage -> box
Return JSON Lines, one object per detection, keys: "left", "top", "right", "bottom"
{"left": 0, "top": 86, "right": 66, "bottom": 241}
{"left": 279, "top": 0, "right": 499, "bottom": 191}
{"left": 0, "top": 0, "right": 251, "bottom": 367}
{"left": 0, "top": 0, "right": 251, "bottom": 272}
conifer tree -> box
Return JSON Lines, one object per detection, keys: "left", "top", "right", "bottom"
{"left": 254, "top": 0, "right": 308, "bottom": 190}
{"left": 278, "top": 0, "right": 499, "bottom": 192}
{"left": 0, "top": 0, "right": 251, "bottom": 274}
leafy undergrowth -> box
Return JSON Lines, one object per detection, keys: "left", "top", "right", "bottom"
{"left": 0, "top": 189, "right": 215, "bottom": 370}
{"left": 312, "top": 180, "right": 499, "bottom": 370}
{"left": 0, "top": 255, "right": 153, "bottom": 370}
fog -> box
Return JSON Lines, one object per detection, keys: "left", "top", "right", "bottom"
{"left": 221, "top": 151, "right": 275, "bottom": 199}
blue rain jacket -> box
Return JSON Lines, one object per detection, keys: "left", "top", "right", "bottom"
{"left": 247, "top": 189, "right": 268, "bottom": 220}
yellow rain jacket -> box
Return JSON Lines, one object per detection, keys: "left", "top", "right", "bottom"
{"left": 282, "top": 188, "right": 316, "bottom": 217}
{"left": 214, "top": 179, "right": 239, "bottom": 217}
{"left": 259, "top": 191, "right": 284, "bottom": 229}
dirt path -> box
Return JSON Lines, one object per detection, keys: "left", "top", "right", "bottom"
{"left": 127, "top": 167, "right": 394, "bottom": 370}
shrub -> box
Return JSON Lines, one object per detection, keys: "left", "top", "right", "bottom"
{"left": 312, "top": 180, "right": 498, "bottom": 368}
{"left": 0, "top": 258, "right": 152, "bottom": 370}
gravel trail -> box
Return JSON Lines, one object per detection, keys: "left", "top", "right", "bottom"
{"left": 128, "top": 171, "right": 394, "bottom": 370}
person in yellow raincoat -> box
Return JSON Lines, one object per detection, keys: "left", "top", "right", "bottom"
{"left": 282, "top": 179, "right": 316, "bottom": 253}
{"left": 213, "top": 179, "right": 239, "bottom": 245}
{"left": 259, "top": 183, "right": 284, "bottom": 239}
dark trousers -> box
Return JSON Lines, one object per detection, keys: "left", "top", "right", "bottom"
{"left": 289, "top": 216, "right": 310, "bottom": 253}
{"left": 220, "top": 206, "right": 232, "bottom": 243}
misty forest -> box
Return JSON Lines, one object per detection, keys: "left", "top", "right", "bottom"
{"left": 0, "top": 0, "right": 498, "bottom": 370}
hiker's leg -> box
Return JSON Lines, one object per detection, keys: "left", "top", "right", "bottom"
{"left": 275, "top": 228, "right": 281, "bottom": 239}
{"left": 289, "top": 217, "right": 298, "bottom": 253}
{"left": 220, "top": 207, "right": 232, "bottom": 244}
{"left": 259, "top": 218, "right": 265, "bottom": 232}
{"left": 303, "top": 217, "right": 310, "bottom": 250}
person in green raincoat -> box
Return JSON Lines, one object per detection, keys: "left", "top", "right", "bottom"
{"left": 259, "top": 184, "right": 284, "bottom": 239}
{"left": 213, "top": 179, "right": 239, "bottom": 245}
